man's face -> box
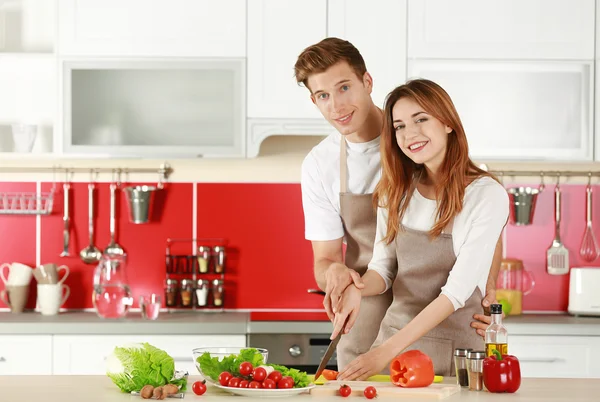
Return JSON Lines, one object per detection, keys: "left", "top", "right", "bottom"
{"left": 307, "top": 61, "right": 373, "bottom": 136}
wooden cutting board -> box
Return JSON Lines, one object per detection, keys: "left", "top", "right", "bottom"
{"left": 310, "top": 380, "right": 461, "bottom": 400}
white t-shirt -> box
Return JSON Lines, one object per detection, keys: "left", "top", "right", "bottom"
{"left": 368, "top": 176, "right": 509, "bottom": 310}
{"left": 301, "top": 132, "right": 381, "bottom": 241}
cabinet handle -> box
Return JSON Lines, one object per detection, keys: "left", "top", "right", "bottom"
{"left": 0, "top": 357, "right": 6, "bottom": 362}
{"left": 519, "top": 357, "right": 561, "bottom": 363}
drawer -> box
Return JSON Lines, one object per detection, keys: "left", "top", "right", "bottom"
{"left": 509, "top": 335, "right": 596, "bottom": 378}
{"left": 0, "top": 335, "right": 53, "bottom": 375}
{"left": 52, "top": 334, "right": 246, "bottom": 375}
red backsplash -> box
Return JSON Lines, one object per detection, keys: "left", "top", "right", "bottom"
{"left": 1, "top": 180, "right": 596, "bottom": 314}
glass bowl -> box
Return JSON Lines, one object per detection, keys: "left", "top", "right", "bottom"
{"left": 192, "top": 347, "right": 269, "bottom": 384}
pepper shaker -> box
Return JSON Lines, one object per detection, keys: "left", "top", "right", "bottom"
{"left": 467, "top": 350, "right": 485, "bottom": 391}
{"left": 454, "top": 348, "right": 471, "bottom": 387}
{"left": 213, "top": 246, "right": 226, "bottom": 273}
{"left": 212, "top": 279, "right": 224, "bottom": 307}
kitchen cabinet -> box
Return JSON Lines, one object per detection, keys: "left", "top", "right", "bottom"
{"left": 57, "top": 0, "right": 246, "bottom": 57}
{"left": 0, "top": 0, "right": 55, "bottom": 53}
{"left": 0, "top": 335, "right": 53, "bottom": 375}
{"left": 409, "top": 59, "right": 594, "bottom": 161}
{"left": 510, "top": 335, "right": 600, "bottom": 378}
{"left": 52, "top": 334, "right": 246, "bottom": 375}
{"left": 407, "top": 0, "right": 595, "bottom": 60}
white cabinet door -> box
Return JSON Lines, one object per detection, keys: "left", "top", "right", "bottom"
{"left": 52, "top": 335, "right": 246, "bottom": 375}
{"left": 510, "top": 335, "right": 599, "bottom": 378}
{"left": 328, "top": 0, "right": 407, "bottom": 109}
{"left": 0, "top": 335, "right": 53, "bottom": 375}
{"left": 409, "top": 59, "right": 593, "bottom": 161}
{"left": 58, "top": 0, "right": 246, "bottom": 57}
{"left": 247, "top": 0, "right": 327, "bottom": 119}
{"left": 408, "top": 0, "right": 595, "bottom": 60}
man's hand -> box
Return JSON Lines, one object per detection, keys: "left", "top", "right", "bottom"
{"left": 323, "top": 263, "right": 364, "bottom": 320}
{"left": 330, "top": 284, "right": 362, "bottom": 339}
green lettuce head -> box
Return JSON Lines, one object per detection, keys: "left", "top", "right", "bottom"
{"left": 106, "top": 343, "right": 187, "bottom": 393}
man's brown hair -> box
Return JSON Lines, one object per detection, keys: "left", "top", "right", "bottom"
{"left": 294, "top": 37, "right": 367, "bottom": 91}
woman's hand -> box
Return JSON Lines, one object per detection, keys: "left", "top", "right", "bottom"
{"left": 330, "top": 284, "right": 362, "bottom": 340}
{"left": 337, "top": 345, "right": 391, "bottom": 381}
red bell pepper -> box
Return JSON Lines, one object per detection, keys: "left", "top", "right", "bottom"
{"left": 389, "top": 350, "right": 435, "bottom": 388}
{"left": 482, "top": 349, "right": 521, "bottom": 393}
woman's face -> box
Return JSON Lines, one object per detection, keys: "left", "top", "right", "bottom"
{"left": 391, "top": 97, "right": 452, "bottom": 171}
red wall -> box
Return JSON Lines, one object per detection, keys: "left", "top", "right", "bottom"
{"left": 1, "top": 181, "right": 596, "bottom": 314}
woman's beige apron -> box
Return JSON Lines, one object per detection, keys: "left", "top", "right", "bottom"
{"left": 336, "top": 138, "right": 394, "bottom": 370}
{"left": 371, "top": 224, "right": 484, "bottom": 376}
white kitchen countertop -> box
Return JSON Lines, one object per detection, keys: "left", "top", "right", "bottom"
{"left": 3, "top": 375, "right": 600, "bottom": 402}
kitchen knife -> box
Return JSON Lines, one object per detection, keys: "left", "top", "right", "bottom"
{"left": 314, "top": 331, "right": 342, "bottom": 381}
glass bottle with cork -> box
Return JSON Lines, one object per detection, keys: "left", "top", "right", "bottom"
{"left": 485, "top": 303, "right": 508, "bottom": 357}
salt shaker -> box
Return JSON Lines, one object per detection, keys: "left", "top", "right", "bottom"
{"left": 195, "top": 279, "right": 209, "bottom": 307}
{"left": 213, "top": 246, "right": 226, "bottom": 273}
{"left": 467, "top": 350, "right": 485, "bottom": 391}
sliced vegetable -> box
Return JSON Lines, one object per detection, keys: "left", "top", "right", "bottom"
{"left": 322, "top": 369, "right": 338, "bottom": 381}
{"left": 389, "top": 350, "right": 435, "bottom": 388}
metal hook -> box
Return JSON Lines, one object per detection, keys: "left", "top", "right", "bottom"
{"left": 556, "top": 173, "right": 561, "bottom": 190}
{"left": 89, "top": 168, "right": 99, "bottom": 183}
{"left": 588, "top": 172, "right": 592, "bottom": 188}
{"left": 112, "top": 169, "right": 121, "bottom": 186}
{"left": 539, "top": 172, "right": 545, "bottom": 192}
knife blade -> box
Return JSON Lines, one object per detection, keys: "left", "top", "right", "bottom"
{"left": 314, "top": 331, "right": 341, "bottom": 381}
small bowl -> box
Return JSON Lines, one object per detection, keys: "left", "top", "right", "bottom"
{"left": 192, "top": 347, "right": 269, "bottom": 384}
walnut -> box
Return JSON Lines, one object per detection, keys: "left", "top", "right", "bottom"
{"left": 153, "top": 386, "right": 166, "bottom": 400}
{"left": 140, "top": 385, "right": 154, "bottom": 399}
{"left": 163, "top": 384, "right": 179, "bottom": 395}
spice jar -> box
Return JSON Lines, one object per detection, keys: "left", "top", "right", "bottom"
{"left": 197, "top": 246, "right": 211, "bottom": 273}
{"left": 195, "top": 279, "right": 209, "bottom": 307}
{"left": 213, "top": 246, "right": 226, "bottom": 273}
{"left": 212, "top": 279, "right": 224, "bottom": 307}
{"left": 454, "top": 348, "right": 471, "bottom": 387}
{"left": 165, "top": 279, "right": 179, "bottom": 307}
{"left": 467, "top": 350, "right": 485, "bottom": 391}
{"left": 180, "top": 279, "right": 194, "bottom": 308}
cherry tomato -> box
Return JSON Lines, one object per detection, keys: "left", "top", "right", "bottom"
{"left": 262, "top": 378, "right": 277, "bottom": 389}
{"left": 277, "top": 376, "right": 294, "bottom": 389}
{"left": 322, "top": 369, "right": 339, "bottom": 381}
{"left": 364, "top": 386, "right": 377, "bottom": 399}
{"left": 192, "top": 380, "right": 207, "bottom": 396}
{"left": 239, "top": 380, "right": 249, "bottom": 388}
{"left": 248, "top": 381, "right": 262, "bottom": 389}
{"left": 339, "top": 384, "right": 352, "bottom": 397}
{"left": 228, "top": 377, "right": 241, "bottom": 388}
{"left": 239, "top": 362, "right": 254, "bottom": 376}
{"left": 252, "top": 367, "right": 267, "bottom": 382}
{"left": 219, "top": 371, "right": 233, "bottom": 386}
{"left": 267, "top": 370, "right": 282, "bottom": 383}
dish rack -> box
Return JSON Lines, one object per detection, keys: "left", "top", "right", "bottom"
{"left": 0, "top": 189, "right": 55, "bottom": 215}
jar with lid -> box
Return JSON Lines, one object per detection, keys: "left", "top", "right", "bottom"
{"left": 165, "top": 279, "right": 179, "bottom": 307}
{"left": 180, "top": 279, "right": 194, "bottom": 307}
{"left": 466, "top": 350, "right": 485, "bottom": 391}
{"left": 454, "top": 348, "right": 471, "bottom": 387}
{"left": 212, "top": 279, "right": 224, "bottom": 307}
{"left": 213, "top": 246, "right": 226, "bottom": 273}
{"left": 197, "top": 246, "right": 211, "bottom": 273}
{"left": 195, "top": 279, "right": 209, "bottom": 307}
{"left": 496, "top": 258, "right": 535, "bottom": 315}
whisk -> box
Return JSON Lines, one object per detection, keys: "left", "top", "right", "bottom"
{"left": 580, "top": 174, "right": 599, "bottom": 262}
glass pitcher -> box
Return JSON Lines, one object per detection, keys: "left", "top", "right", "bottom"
{"left": 496, "top": 258, "right": 535, "bottom": 315}
{"left": 92, "top": 254, "right": 133, "bottom": 319}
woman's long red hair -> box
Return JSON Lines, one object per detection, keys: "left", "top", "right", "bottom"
{"left": 374, "top": 79, "right": 496, "bottom": 243}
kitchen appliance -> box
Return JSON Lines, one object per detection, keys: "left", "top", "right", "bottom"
{"left": 496, "top": 258, "right": 535, "bottom": 315}
{"left": 568, "top": 267, "right": 600, "bottom": 316}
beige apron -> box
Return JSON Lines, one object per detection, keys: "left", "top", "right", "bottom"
{"left": 371, "top": 224, "right": 484, "bottom": 376}
{"left": 336, "top": 137, "right": 394, "bottom": 370}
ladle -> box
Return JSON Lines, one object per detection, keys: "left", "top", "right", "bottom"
{"left": 104, "top": 182, "right": 125, "bottom": 256}
{"left": 80, "top": 182, "right": 102, "bottom": 264}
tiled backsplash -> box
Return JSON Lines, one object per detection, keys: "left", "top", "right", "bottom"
{"left": 1, "top": 181, "right": 597, "bottom": 314}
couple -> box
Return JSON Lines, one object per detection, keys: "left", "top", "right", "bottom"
{"left": 296, "top": 38, "right": 509, "bottom": 381}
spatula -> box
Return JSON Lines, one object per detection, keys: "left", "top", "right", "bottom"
{"left": 547, "top": 182, "right": 569, "bottom": 275}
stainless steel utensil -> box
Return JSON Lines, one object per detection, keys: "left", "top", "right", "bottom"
{"left": 580, "top": 183, "right": 599, "bottom": 262}
{"left": 104, "top": 182, "right": 125, "bottom": 256}
{"left": 60, "top": 183, "right": 70, "bottom": 257}
{"left": 547, "top": 182, "right": 569, "bottom": 275}
{"left": 80, "top": 183, "right": 102, "bottom": 264}
{"left": 314, "top": 331, "right": 342, "bottom": 381}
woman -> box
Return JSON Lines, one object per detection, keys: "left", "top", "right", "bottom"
{"left": 330, "top": 79, "right": 509, "bottom": 380}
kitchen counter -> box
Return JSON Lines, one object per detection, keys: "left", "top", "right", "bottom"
{"left": 0, "top": 311, "right": 599, "bottom": 335}
{"left": 4, "top": 375, "right": 600, "bottom": 402}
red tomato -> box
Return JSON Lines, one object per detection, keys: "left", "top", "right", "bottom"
{"left": 228, "top": 377, "right": 241, "bottom": 388}
{"left": 239, "top": 380, "right": 249, "bottom": 388}
{"left": 262, "top": 379, "right": 276, "bottom": 389}
{"left": 322, "top": 369, "right": 338, "bottom": 381}
{"left": 390, "top": 350, "right": 435, "bottom": 388}
{"left": 277, "top": 376, "right": 294, "bottom": 389}
{"left": 339, "top": 384, "right": 351, "bottom": 397}
{"left": 364, "top": 386, "right": 377, "bottom": 399}
{"left": 192, "top": 381, "right": 207, "bottom": 396}
{"left": 239, "top": 362, "right": 254, "bottom": 376}
{"left": 253, "top": 367, "right": 267, "bottom": 382}
{"left": 219, "top": 372, "right": 233, "bottom": 386}
{"left": 267, "top": 370, "right": 282, "bottom": 383}
{"left": 248, "top": 381, "right": 262, "bottom": 389}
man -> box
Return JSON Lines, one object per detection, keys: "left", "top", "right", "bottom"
{"left": 294, "top": 37, "right": 501, "bottom": 370}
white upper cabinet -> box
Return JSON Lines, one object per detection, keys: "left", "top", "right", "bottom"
{"left": 328, "top": 0, "right": 408, "bottom": 109}
{"left": 408, "top": 0, "right": 595, "bottom": 60}
{"left": 58, "top": 0, "right": 246, "bottom": 57}
{"left": 247, "top": 0, "right": 326, "bottom": 120}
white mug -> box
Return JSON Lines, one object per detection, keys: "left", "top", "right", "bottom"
{"left": 0, "top": 262, "right": 33, "bottom": 286}
{"left": 36, "top": 283, "right": 70, "bottom": 316}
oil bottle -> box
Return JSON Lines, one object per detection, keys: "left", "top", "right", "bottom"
{"left": 485, "top": 303, "right": 508, "bottom": 357}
